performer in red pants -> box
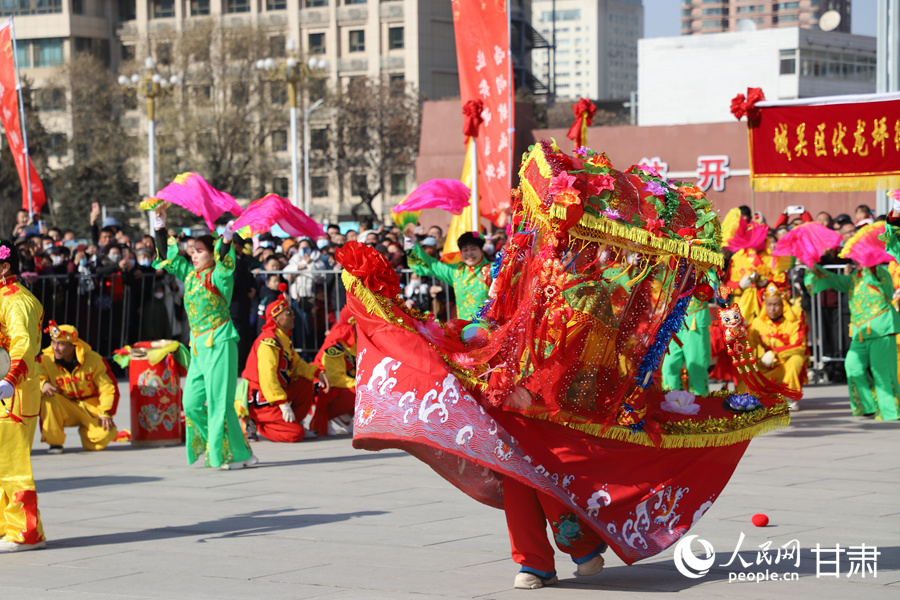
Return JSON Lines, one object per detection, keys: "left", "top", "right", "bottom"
{"left": 504, "top": 477, "right": 607, "bottom": 588}
{"left": 312, "top": 308, "right": 356, "bottom": 436}
{"left": 242, "top": 286, "right": 329, "bottom": 442}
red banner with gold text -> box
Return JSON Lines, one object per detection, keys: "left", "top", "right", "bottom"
{"left": 0, "top": 20, "right": 46, "bottom": 214}
{"left": 452, "top": 0, "right": 514, "bottom": 226}
{"left": 749, "top": 93, "right": 900, "bottom": 192}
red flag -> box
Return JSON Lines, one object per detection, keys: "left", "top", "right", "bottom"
{"left": 0, "top": 20, "right": 47, "bottom": 214}
{"left": 452, "top": 0, "right": 514, "bottom": 226}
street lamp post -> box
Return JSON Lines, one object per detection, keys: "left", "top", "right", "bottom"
{"left": 258, "top": 40, "right": 327, "bottom": 212}
{"left": 118, "top": 57, "right": 181, "bottom": 232}
{"left": 303, "top": 98, "right": 324, "bottom": 217}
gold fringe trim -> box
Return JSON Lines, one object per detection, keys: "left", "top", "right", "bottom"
{"left": 526, "top": 403, "right": 790, "bottom": 449}
{"left": 340, "top": 271, "right": 487, "bottom": 391}
{"left": 752, "top": 174, "right": 900, "bottom": 193}
{"left": 519, "top": 178, "right": 724, "bottom": 269}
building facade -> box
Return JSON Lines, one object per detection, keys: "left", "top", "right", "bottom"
{"left": 638, "top": 26, "right": 876, "bottom": 126}
{"left": 10, "top": 0, "right": 462, "bottom": 221}
{"left": 532, "top": 0, "right": 642, "bottom": 101}
{"left": 680, "top": 0, "right": 851, "bottom": 35}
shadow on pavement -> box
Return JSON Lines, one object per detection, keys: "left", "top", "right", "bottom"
{"left": 39, "top": 476, "right": 163, "bottom": 493}
{"left": 51, "top": 508, "right": 387, "bottom": 548}
{"left": 260, "top": 450, "right": 408, "bottom": 468}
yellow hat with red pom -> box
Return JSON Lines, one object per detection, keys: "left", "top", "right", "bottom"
{"left": 265, "top": 283, "right": 290, "bottom": 321}
{"left": 44, "top": 320, "right": 79, "bottom": 343}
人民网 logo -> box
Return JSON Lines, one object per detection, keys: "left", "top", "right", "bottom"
{"left": 674, "top": 535, "right": 716, "bottom": 579}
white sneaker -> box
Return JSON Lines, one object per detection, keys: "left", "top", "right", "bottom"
{"left": 0, "top": 538, "right": 46, "bottom": 553}
{"left": 789, "top": 401, "right": 800, "bottom": 412}
{"left": 327, "top": 414, "right": 353, "bottom": 436}
{"left": 514, "top": 572, "right": 558, "bottom": 589}
{"left": 220, "top": 455, "right": 259, "bottom": 470}
{"left": 575, "top": 554, "right": 605, "bottom": 576}
{"left": 47, "top": 446, "right": 63, "bottom": 455}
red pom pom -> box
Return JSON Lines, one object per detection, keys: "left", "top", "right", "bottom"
{"left": 751, "top": 513, "right": 769, "bottom": 527}
{"left": 278, "top": 283, "right": 288, "bottom": 293}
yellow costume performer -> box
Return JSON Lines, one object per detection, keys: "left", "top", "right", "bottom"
{"left": 0, "top": 240, "right": 46, "bottom": 552}
{"left": 744, "top": 283, "right": 808, "bottom": 408}
{"left": 39, "top": 321, "right": 119, "bottom": 452}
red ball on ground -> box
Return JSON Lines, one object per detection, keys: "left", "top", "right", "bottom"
{"left": 751, "top": 513, "right": 769, "bottom": 527}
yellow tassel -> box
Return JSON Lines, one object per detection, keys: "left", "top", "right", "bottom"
{"left": 192, "top": 342, "right": 197, "bottom": 356}
{"left": 526, "top": 410, "right": 790, "bottom": 449}
{"left": 519, "top": 175, "right": 724, "bottom": 269}
{"left": 867, "top": 322, "right": 872, "bottom": 335}
{"left": 752, "top": 173, "right": 900, "bottom": 193}
{"left": 206, "top": 332, "right": 214, "bottom": 348}
{"left": 690, "top": 317, "right": 697, "bottom": 331}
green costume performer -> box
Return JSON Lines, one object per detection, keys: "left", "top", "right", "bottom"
{"left": 806, "top": 262, "right": 900, "bottom": 421}
{"left": 661, "top": 297, "right": 711, "bottom": 395}
{"left": 408, "top": 244, "right": 490, "bottom": 321}
{"left": 155, "top": 230, "right": 254, "bottom": 466}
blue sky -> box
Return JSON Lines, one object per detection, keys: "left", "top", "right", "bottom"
{"left": 643, "top": 0, "right": 877, "bottom": 38}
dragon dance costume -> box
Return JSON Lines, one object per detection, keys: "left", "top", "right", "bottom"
{"left": 155, "top": 234, "right": 253, "bottom": 467}
{"left": 0, "top": 273, "right": 46, "bottom": 547}
{"left": 336, "top": 142, "right": 790, "bottom": 575}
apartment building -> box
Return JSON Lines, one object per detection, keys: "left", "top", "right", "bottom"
{"left": 680, "top": 0, "right": 851, "bottom": 35}
{"left": 532, "top": 0, "right": 642, "bottom": 101}
{"left": 8, "top": 0, "right": 460, "bottom": 220}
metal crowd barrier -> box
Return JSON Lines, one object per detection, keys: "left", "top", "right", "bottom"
{"left": 21, "top": 268, "right": 453, "bottom": 360}
{"left": 803, "top": 264, "right": 851, "bottom": 384}
{"left": 22, "top": 263, "right": 869, "bottom": 382}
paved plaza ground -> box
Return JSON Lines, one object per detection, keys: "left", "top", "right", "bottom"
{"left": 2, "top": 383, "right": 898, "bottom": 599}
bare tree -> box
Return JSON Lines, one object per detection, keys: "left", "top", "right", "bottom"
{"left": 51, "top": 55, "right": 140, "bottom": 238}
{"left": 153, "top": 20, "right": 290, "bottom": 224}
{"left": 328, "top": 76, "right": 421, "bottom": 219}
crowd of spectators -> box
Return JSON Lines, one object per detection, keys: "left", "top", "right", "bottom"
{"left": 9, "top": 200, "right": 885, "bottom": 378}
{"left": 9, "top": 205, "right": 511, "bottom": 372}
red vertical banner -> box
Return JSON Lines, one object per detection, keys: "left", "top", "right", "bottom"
{"left": 452, "top": 0, "right": 514, "bottom": 226}
{"left": 0, "top": 20, "right": 47, "bottom": 214}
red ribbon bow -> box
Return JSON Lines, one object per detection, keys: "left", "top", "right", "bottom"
{"left": 730, "top": 87, "right": 766, "bottom": 127}
{"left": 567, "top": 98, "right": 597, "bottom": 143}
{"left": 462, "top": 99, "right": 485, "bottom": 138}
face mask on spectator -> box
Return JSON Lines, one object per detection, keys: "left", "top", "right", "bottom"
{"left": 317, "top": 239, "right": 329, "bottom": 249}
{"left": 299, "top": 247, "right": 311, "bottom": 256}
{"left": 138, "top": 258, "right": 151, "bottom": 267}
{"left": 259, "top": 241, "right": 272, "bottom": 248}
{"left": 108, "top": 252, "right": 121, "bottom": 262}
{"left": 154, "top": 291, "right": 165, "bottom": 300}
{"left": 51, "top": 255, "right": 63, "bottom": 266}
{"left": 43, "top": 243, "right": 53, "bottom": 251}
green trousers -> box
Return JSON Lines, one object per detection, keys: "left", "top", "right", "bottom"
{"left": 183, "top": 339, "right": 252, "bottom": 467}
{"left": 662, "top": 328, "right": 710, "bottom": 395}
{"left": 845, "top": 334, "right": 900, "bottom": 421}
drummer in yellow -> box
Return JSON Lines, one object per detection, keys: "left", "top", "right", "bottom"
{"left": 39, "top": 321, "right": 119, "bottom": 453}
{"left": 0, "top": 239, "right": 46, "bottom": 552}
{"left": 746, "top": 283, "right": 808, "bottom": 410}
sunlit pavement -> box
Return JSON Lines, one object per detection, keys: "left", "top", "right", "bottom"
{"left": 3, "top": 383, "right": 897, "bottom": 599}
